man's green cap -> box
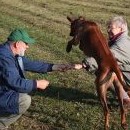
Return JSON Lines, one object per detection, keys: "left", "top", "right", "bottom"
{"left": 8, "top": 28, "right": 35, "bottom": 44}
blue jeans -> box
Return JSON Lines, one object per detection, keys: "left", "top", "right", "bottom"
{"left": 0, "top": 93, "right": 31, "bottom": 129}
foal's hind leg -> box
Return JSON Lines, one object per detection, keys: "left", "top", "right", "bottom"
{"left": 113, "top": 73, "right": 128, "bottom": 130}
{"left": 97, "top": 83, "right": 110, "bottom": 130}
{"left": 96, "top": 73, "right": 115, "bottom": 130}
{"left": 96, "top": 72, "right": 123, "bottom": 130}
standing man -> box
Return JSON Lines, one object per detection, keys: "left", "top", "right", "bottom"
{"left": 0, "top": 28, "right": 81, "bottom": 129}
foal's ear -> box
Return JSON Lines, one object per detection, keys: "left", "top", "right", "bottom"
{"left": 67, "top": 16, "right": 74, "bottom": 22}
{"left": 79, "top": 16, "right": 85, "bottom": 21}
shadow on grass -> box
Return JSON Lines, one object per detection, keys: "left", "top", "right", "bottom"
{"left": 33, "top": 85, "right": 100, "bottom": 106}
{"left": 32, "top": 85, "right": 119, "bottom": 108}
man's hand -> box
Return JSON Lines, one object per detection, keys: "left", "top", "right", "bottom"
{"left": 52, "top": 64, "right": 72, "bottom": 71}
{"left": 73, "top": 64, "right": 83, "bottom": 70}
{"left": 52, "top": 64, "right": 83, "bottom": 71}
{"left": 36, "top": 80, "right": 49, "bottom": 90}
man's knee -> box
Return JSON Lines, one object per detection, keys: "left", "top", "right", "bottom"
{"left": 18, "top": 93, "right": 31, "bottom": 114}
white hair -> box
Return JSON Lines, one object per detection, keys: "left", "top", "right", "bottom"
{"left": 107, "top": 16, "right": 128, "bottom": 32}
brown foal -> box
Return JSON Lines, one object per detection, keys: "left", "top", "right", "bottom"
{"left": 66, "top": 16, "right": 129, "bottom": 130}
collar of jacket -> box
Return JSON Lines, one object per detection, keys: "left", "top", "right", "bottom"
{"left": 108, "top": 32, "right": 127, "bottom": 47}
{"left": 3, "top": 41, "right": 17, "bottom": 59}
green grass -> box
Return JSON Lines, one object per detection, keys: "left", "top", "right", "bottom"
{"left": 0, "top": 0, "right": 130, "bottom": 129}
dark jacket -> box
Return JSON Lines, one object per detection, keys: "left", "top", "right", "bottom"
{"left": 0, "top": 42, "right": 53, "bottom": 114}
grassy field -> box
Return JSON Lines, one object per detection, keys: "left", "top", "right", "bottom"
{"left": 0, "top": 0, "right": 130, "bottom": 130}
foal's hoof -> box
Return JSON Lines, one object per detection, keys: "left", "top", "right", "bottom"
{"left": 122, "top": 123, "right": 128, "bottom": 130}
{"left": 105, "top": 126, "right": 109, "bottom": 130}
